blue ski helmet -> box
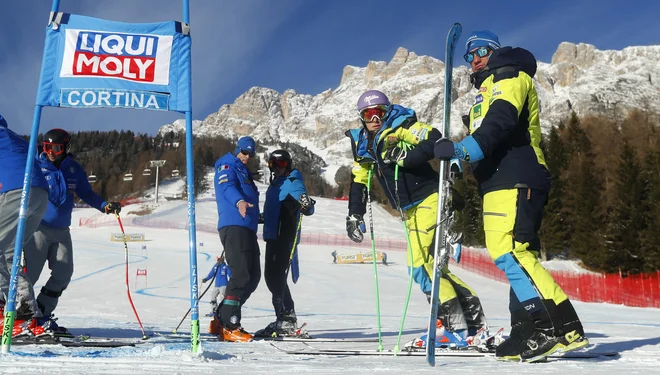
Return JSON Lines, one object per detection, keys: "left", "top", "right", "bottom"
{"left": 356, "top": 90, "right": 390, "bottom": 113}
{"left": 235, "top": 136, "right": 256, "bottom": 156}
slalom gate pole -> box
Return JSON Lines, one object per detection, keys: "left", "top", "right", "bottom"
{"left": 116, "top": 214, "right": 148, "bottom": 339}
{"left": 392, "top": 164, "right": 416, "bottom": 355}
{"left": 366, "top": 169, "right": 384, "bottom": 351}
{"left": 173, "top": 272, "right": 216, "bottom": 333}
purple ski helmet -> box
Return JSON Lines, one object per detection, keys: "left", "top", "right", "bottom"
{"left": 356, "top": 90, "right": 390, "bottom": 113}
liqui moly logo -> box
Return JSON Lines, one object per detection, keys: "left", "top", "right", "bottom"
{"left": 60, "top": 30, "right": 172, "bottom": 85}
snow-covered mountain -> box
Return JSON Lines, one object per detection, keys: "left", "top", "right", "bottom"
{"left": 159, "top": 42, "right": 660, "bottom": 170}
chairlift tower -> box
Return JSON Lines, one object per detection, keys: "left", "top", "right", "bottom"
{"left": 149, "top": 160, "right": 166, "bottom": 203}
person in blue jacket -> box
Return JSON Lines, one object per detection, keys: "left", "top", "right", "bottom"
{"left": 0, "top": 114, "right": 49, "bottom": 337}
{"left": 23, "top": 128, "right": 121, "bottom": 336}
{"left": 202, "top": 254, "right": 231, "bottom": 316}
{"left": 209, "top": 136, "right": 260, "bottom": 342}
{"left": 255, "top": 150, "right": 315, "bottom": 338}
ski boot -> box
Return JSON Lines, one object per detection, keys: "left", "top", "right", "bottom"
{"left": 37, "top": 314, "right": 71, "bottom": 338}
{"left": 466, "top": 327, "right": 504, "bottom": 352}
{"left": 404, "top": 319, "right": 469, "bottom": 350}
{"left": 221, "top": 326, "right": 253, "bottom": 342}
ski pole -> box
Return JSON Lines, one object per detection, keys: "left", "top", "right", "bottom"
{"left": 173, "top": 271, "right": 216, "bottom": 333}
{"left": 366, "top": 168, "right": 384, "bottom": 352}
{"left": 285, "top": 212, "right": 304, "bottom": 282}
{"left": 116, "top": 214, "right": 149, "bottom": 339}
{"left": 392, "top": 163, "right": 416, "bottom": 355}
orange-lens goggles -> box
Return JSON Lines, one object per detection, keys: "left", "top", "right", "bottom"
{"left": 43, "top": 142, "right": 65, "bottom": 155}
{"left": 269, "top": 159, "right": 288, "bottom": 169}
{"left": 360, "top": 105, "right": 388, "bottom": 122}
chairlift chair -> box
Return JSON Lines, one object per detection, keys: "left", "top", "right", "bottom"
{"left": 171, "top": 168, "right": 180, "bottom": 178}
{"left": 123, "top": 171, "right": 133, "bottom": 182}
{"left": 142, "top": 168, "right": 152, "bottom": 176}
{"left": 88, "top": 171, "right": 98, "bottom": 183}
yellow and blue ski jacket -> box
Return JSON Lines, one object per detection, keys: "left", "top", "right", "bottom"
{"left": 466, "top": 46, "right": 551, "bottom": 195}
{"left": 345, "top": 105, "right": 441, "bottom": 215}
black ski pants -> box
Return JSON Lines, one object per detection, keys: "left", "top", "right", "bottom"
{"left": 217, "top": 226, "right": 261, "bottom": 329}
{"left": 264, "top": 239, "right": 295, "bottom": 321}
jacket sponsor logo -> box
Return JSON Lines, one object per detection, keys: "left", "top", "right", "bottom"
{"left": 479, "top": 86, "right": 487, "bottom": 93}
{"left": 60, "top": 30, "right": 172, "bottom": 84}
{"left": 474, "top": 94, "right": 483, "bottom": 104}
{"left": 471, "top": 118, "right": 483, "bottom": 131}
{"left": 491, "top": 84, "right": 502, "bottom": 97}
{"left": 473, "top": 104, "right": 482, "bottom": 118}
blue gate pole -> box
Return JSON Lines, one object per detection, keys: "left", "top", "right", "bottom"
{"left": 181, "top": 0, "right": 201, "bottom": 355}
{"left": 1, "top": 0, "right": 61, "bottom": 354}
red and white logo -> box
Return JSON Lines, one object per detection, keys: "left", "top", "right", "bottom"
{"left": 59, "top": 29, "right": 172, "bottom": 85}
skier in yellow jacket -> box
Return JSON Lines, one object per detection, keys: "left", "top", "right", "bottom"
{"left": 346, "top": 89, "right": 488, "bottom": 348}
{"left": 434, "top": 30, "right": 588, "bottom": 361}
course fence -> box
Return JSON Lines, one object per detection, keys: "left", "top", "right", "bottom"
{"left": 79, "top": 213, "right": 660, "bottom": 308}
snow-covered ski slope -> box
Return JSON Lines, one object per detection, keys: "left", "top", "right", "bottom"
{"left": 2, "top": 179, "right": 658, "bottom": 374}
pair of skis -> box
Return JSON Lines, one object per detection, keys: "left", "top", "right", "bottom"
{"left": 425, "top": 22, "right": 463, "bottom": 367}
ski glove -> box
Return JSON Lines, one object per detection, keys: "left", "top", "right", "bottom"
{"left": 104, "top": 201, "right": 121, "bottom": 215}
{"left": 299, "top": 193, "right": 316, "bottom": 216}
{"left": 202, "top": 278, "right": 208, "bottom": 283}
{"left": 346, "top": 214, "right": 366, "bottom": 243}
{"left": 434, "top": 138, "right": 456, "bottom": 160}
{"left": 383, "top": 146, "right": 407, "bottom": 167}
{"left": 435, "top": 136, "right": 485, "bottom": 162}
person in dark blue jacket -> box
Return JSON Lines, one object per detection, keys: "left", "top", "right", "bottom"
{"left": 0, "top": 114, "right": 50, "bottom": 337}
{"left": 209, "top": 136, "right": 260, "bottom": 342}
{"left": 255, "top": 150, "right": 315, "bottom": 338}
{"left": 202, "top": 254, "right": 231, "bottom": 316}
{"left": 23, "top": 128, "right": 121, "bottom": 336}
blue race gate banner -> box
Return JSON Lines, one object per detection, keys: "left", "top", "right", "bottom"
{"left": 36, "top": 13, "right": 191, "bottom": 113}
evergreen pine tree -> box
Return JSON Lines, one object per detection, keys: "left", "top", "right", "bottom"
{"left": 562, "top": 113, "right": 604, "bottom": 268}
{"left": 605, "top": 141, "right": 645, "bottom": 274}
{"left": 639, "top": 150, "right": 660, "bottom": 273}
{"left": 540, "top": 125, "right": 569, "bottom": 258}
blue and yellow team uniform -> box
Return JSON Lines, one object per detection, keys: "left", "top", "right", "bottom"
{"left": 346, "top": 105, "right": 487, "bottom": 332}
{"left": 465, "top": 46, "right": 584, "bottom": 340}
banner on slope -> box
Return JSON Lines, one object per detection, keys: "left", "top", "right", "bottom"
{"left": 331, "top": 250, "right": 388, "bottom": 265}
{"left": 110, "top": 233, "right": 146, "bottom": 242}
{"left": 36, "top": 13, "right": 191, "bottom": 113}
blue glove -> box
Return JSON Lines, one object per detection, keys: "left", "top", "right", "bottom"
{"left": 346, "top": 214, "right": 366, "bottom": 243}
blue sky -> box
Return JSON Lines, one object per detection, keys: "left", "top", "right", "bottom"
{"left": 1, "top": 0, "right": 658, "bottom": 136}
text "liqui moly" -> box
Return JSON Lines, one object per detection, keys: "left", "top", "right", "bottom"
{"left": 73, "top": 32, "right": 159, "bottom": 82}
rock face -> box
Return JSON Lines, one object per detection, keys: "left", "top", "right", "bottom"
{"left": 159, "top": 43, "right": 660, "bottom": 167}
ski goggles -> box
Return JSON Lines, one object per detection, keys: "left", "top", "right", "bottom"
{"left": 42, "top": 142, "right": 66, "bottom": 155}
{"left": 464, "top": 46, "right": 491, "bottom": 63}
{"left": 268, "top": 159, "right": 288, "bottom": 169}
{"left": 240, "top": 149, "right": 255, "bottom": 157}
{"left": 359, "top": 105, "right": 388, "bottom": 122}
